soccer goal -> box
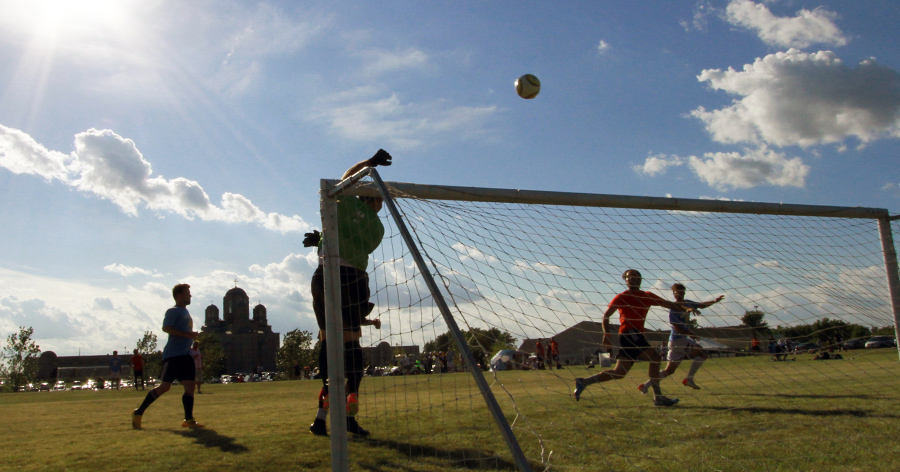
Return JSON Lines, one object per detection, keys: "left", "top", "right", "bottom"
{"left": 320, "top": 169, "right": 900, "bottom": 472}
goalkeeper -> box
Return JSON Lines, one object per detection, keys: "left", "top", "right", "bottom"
{"left": 306, "top": 149, "right": 391, "bottom": 437}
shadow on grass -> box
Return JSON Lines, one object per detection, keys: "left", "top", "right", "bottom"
{"left": 685, "top": 405, "right": 900, "bottom": 418}
{"left": 357, "top": 438, "right": 533, "bottom": 471}
{"left": 714, "top": 392, "right": 890, "bottom": 400}
{"left": 173, "top": 428, "right": 249, "bottom": 454}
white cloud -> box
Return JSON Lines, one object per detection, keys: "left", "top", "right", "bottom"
{"left": 314, "top": 90, "right": 498, "bottom": 150}
{"left": 511, "top": 260, "right": 567, "bottom": 276}
{"left": 634, "top": 154, "right": 683, "bottom": 176}
{"left": 453, "top": 243, "right": 499, "bottom": 264}
{"left": 0, "top": 125, "right": 70, "bottom": 181}
{"left": 0, "top": 126, "right": 309, "bottom": 234}
{"left": 104, "top": 263, "right": 163, "bottom": 278}
{"left": 360, "top": 47, "right": 430, "bottom": 76}
{"left": 687, "top": 145, "right": 809, "bottom": 189}
{"left": 725, "top": 0, "right": 848, "bottom": 49}
{"left": 681, "top": 1, "right": 716, "bottom": 32}
{"left": 693, "top": 49, "right": 900, "bottom": 148}
{"left": 597, "top": 40, "right": 611, "bottom": 55}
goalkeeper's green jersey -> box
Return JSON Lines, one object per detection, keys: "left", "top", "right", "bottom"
{"left": 322, "top": 196, "right": 384, "bottom": 271}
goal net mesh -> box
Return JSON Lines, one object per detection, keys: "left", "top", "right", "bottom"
{"left": 342, "top": 178, "right": 900, "bottom": 471}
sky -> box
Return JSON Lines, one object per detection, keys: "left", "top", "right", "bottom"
{"left": 1, "top": 0, "right": 900, "bottom": 356}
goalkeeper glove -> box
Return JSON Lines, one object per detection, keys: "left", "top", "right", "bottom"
{"left": 303, "top": 230, "right": 321, "bottom": 247}
{"left": 367, "top": 149, "right": 392, "bottom": 167}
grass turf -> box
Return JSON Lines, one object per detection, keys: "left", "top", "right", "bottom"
{"left": 2, "top": 349, "right": 899, "bottom": 471}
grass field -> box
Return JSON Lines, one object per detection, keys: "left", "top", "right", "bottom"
{"left": 2, "top": 350, "right": 899, "bottom": 472}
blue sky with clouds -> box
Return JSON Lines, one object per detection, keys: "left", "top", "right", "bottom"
{"left": 1, "top": 0, "right": 899, "bottom": 355}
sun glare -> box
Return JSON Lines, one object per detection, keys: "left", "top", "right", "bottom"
{"left": 25, "top": 0, "right": 133, "bottom": 44}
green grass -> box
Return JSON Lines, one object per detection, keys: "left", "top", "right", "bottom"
{"left": 2, "top": 350, "right": 899, "bottom": 471}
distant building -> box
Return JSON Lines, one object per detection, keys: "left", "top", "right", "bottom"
{"left": 520, "top": 321, "right": 756, "bottom": 365}
{"left": 201, "top": 286, "right": 280, "bottom": 374}
{"left": 38, "top": 352, "right": 135, "bottom": 381}
{"left": 362, "top": 342, "right": 419, "bottom": 367}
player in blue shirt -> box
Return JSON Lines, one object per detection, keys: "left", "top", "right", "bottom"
{"left": 132, "top": 283, "right": 203, "bottom": 429}
{"left": 639, "top": 283, "right": 724, "bottom": 393}
{"left": 109, "top": 351, "right": 122, "bottom": 390}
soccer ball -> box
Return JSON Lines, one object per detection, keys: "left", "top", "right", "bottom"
{"left": 515, "top": 74, "right": 541, "bottom": 99}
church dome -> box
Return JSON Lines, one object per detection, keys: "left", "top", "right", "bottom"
{"left": 225, "top": 287, "right": 249, "bottom": 299}
{"left": 224, "top": 286, "right": 251, "bottom": 324}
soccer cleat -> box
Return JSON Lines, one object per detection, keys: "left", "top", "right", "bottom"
{"left": 346, "top": 416, "right": 370, "bottom": 437}
{"left": 637, "top": 382, "right": 650, "bottom": 395}
{"left": 346, "top": 393, "right": 359, "bottom": 416}
{"left": 653, "top": 396, "right": 679, "bottom": 407}
{"left": 573, "top": 378, "right": 585, "bottom": 401}
{"left": 181, "top": 418, "right": 205, "bottom": 428}
{"left": 683, "top": 378, "right": 701, "bottom": 390}
{"left": 131, "top": 410, "right": 142, "bottom": 430}
{"left": 309, "top": 418, "right": 328, "bottom": 436}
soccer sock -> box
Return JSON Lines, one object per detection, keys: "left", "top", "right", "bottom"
{"left": 581, "top": 375, "right": 598, "bottom": 386}
{"left": 135, "top": 390, "right": 159, "bottom": 415}
{"left": 687, "top": 358, "right": 706, "bottom": 378}
{"left": 650, "top": 380, "right": 662, "bottom": 396}
{"left": 347, "top": 393, "right": 359, "bottom": 416}
{"left": 659, "top": 371, "right": 669, "bottom": 380}
{"left": 182, "top": 394, "right": 194, "bottom": 420}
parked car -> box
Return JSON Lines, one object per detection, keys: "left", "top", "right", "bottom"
{"left": 842, "top": 338, "right": 866, "bottom": 350}
{"left": 219, "top": 374, "right": 231, "bottom": 384}
{"left": 865, "top": 336, "right": 897, "bottom": 349}
{"left": 52, "top": 381, "right": 66, "bottom": 391}
{"left": 793, "top": 342, "right": 819, "bottom": 354}
{"left": 70, "top": 380, "right": 84, "bottom": 390}
{"left": 38, "top": 382, "right": 51, "bottom": 391}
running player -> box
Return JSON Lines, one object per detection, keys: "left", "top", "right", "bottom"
{"left": 639, "top": 283, "right": 724, "bottom": 393}
{"left": 131, "top": 283, "right": 203, "bottom": 429}
{"left": 573, "top": 269, "right": 696, "bottom": 407}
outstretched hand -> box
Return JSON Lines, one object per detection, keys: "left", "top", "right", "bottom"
{"left": 368, "top": 149, "right": 392, "bottom": 167}
{"left": 303, "top": 230, "right": 321, "bottom": 247}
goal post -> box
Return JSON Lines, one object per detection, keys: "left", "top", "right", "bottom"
{"left": 320, "top": 169, "right": 900, "bottom": 471}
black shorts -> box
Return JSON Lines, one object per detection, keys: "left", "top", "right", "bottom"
{"left": 617, "top": 330, "right": 652, "bottom": 361}
{"left": 311, "top": 265, "right": 372, "bottom": 332}
{"left": 134, "top": 370, "right": 144, "bottom": 377}
{"left": 159, "top": 355, "right": 195, "bottom": 383}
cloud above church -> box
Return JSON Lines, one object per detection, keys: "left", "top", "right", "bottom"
{"left": 0, "top": 125, "right": 310, "bottom": 234}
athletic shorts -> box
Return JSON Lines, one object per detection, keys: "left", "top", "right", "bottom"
{"left": 159, "top": 355, "right": 196, "bottom": 383}
{"left": 617, "top": 330, "right": 651, "bottom": 361}
{"left": 133, "top": 370, "right": 144, "bottom": 378}
{"left": 667, "top": 337, "right": 701, "bottom": 362}
{"left": 311, "top": 265, "right": 372, "bottom": 332}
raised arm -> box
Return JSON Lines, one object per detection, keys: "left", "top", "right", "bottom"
{"left": 697, "top": 295, "right": 725, "bottom": 309}
{"left": 341, "top": 149, "right": 393, "bottom": 180}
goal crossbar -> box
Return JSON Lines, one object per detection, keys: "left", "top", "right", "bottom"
{"left": 325, "top": 179, "right": 889, "bottom": 219}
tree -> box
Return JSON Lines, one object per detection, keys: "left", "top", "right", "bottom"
{"left": 1, "top": 326, "right": 42, "bottom": 392}
{"left": 741, "top": 308, "right": 769, "bottom": 332}
{"left": 425, "top": 327, "right": 517, "bottom": 357}
{"left": 196, "top": 331, "right": 226, "bottom": 382}
{"left": 135, "top": 331, "right": 162, "bottom": 381}
{"left": 276, "top": 329, "right": 315, "bottom": 379}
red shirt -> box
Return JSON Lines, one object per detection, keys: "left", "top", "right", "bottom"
{"left": 549, "top": 341, "right": 559, "bottom": 355}
{"left": 608, "top": 290, "right": 667, "bottom": 333}
{"left": 535, "top": 342, "right": 545, "bottom": 356}
{"left": 130, "top": 354, "right": 144, "bottom": 371}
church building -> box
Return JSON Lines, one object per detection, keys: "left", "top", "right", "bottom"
{"left": 202, "top": 285, "right": 280, "bottom": 374}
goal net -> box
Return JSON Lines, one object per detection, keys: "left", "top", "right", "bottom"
{"left": 322, "top": 170, "right": 900, "bottom": 472}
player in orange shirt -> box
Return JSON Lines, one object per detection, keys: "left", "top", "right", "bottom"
{"left": 574, "top": 269, "right": 696, "bottom": 406}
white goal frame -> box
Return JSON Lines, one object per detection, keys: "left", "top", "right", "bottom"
{"left": 320, "top": 168, "right": 900, "bottom": 472}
